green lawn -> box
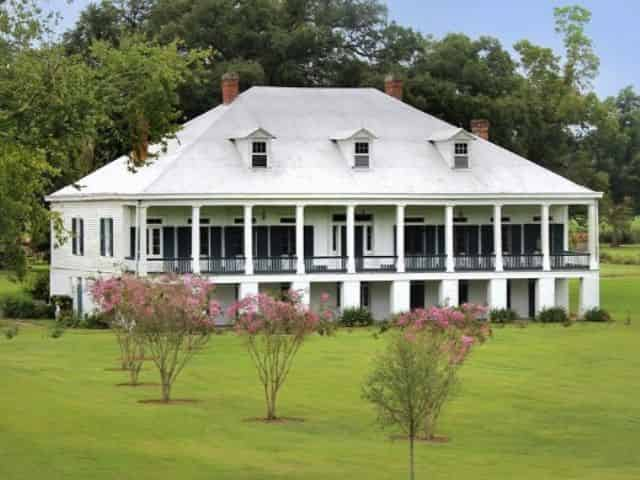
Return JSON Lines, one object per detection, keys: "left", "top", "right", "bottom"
{"left": 2, "top": 266, "right": 640, "bottom": 479}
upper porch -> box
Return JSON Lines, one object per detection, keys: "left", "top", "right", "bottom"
{"left": 124, "top": 201, "right": 598, "bottom": 276}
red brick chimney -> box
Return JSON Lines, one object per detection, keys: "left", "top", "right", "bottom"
{"left": 384, "top": 74, "right": 403, "bottom": 101}
{"left": 470, "top": 119, "right": 490, "bottom": 140}
{"left": 221, "top": 72, "right": 239, "bottom": 105}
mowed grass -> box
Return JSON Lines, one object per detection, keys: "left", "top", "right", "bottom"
{"left": 1, "top": 266, "right": 640, "bottom": 479}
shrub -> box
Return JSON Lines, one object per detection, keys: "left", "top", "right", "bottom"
{"left": 582, "top": 307, "right": 613, "bottom": 323}
{"left": 0, "top": 295, "right": 54, "bottom": 319}
{"left": 51, "top": 295, "right": 73, "bottom": 314}
{"left": 49, "top": 322, "right": 65, "bottom": 338}
{"left": 490, "top": 308, "right": 518, "bottom": 324}
{"left": 536, "top": 307, "right": 568, "bottom": 323}
{"left": 4, "top": 324, "right": 19, "bottom": 339}
{"left": 26, "top": 271, "right": 50, "bottom": 302}
{"left": 339, "top": 307, "right": 374, "bottom": 327}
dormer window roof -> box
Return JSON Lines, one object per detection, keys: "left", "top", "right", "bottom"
{"left": 330, "top": 127, "right": 377, "bottom": 142}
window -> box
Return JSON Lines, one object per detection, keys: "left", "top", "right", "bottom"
{"left": 100, "top": 218, "right": 114, "bottom": 257}
{"left": 72, "top": 218, "right": 84, "bottom": 256}
{"left": 454, "top": 142, "right": 469, "bottom": 169}
{"left": 252, "top": 141, "right": 268, "bottom": 168}
{"left": 146, "top": 227, "right": 161, "bottom": 256}
{"left": 354, "top": 142, "right": 370, "bottom": 168}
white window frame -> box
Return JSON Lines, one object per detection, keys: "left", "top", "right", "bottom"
{"left": 250, "top": 139, "right": 269, "bottom": 168}
{"left": 330, "top": 221, "right": 374, "bottom": 255}
{"left": 353, "top": 140, "right": 371, "bottom": 168}
{"left": 146, "top": 226, "right": 162, "bottom": 257}
{"left": 71, "top": 217, "right": 84, "bottom": 256}
{"left": 454, "top": 142, "right": 470, "bottom": 169}
{"left": 99, "top": 217, "right": 114, "bottom": 257}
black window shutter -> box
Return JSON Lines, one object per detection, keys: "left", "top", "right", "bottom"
{"left": 200, "top": 226, "right": 209, "bottom": 256}
{"left": 79, "top": 219, "right": 84, "bottom": 255}
{"left": 304, "top": 225, "right": 314, "bottom": 257}
{"left": 163, "top": 227, "right": 175, "bottom": 258}
{"left": 130, "top": 227, "right": 136, "bottom": 258}
{"left": 437, "top": 225, "right": 445, "bottom": 255}
{"left": 100, "top": 219, "right": 106, "bottom": 256}
{"left": 425, "top": 226, "right": 436, "bottom": 255}
{"left": 468, "top": 225, "right": 479, "bottom": 255}
{"left": 72, "top": 218, "right": 77, "bottom": 255}
{"left": 393, "top": 225, "right": 396, "bottom": 255}
{"left": 210, "top": 227, "right": 222, "bottom": 258}
{"left": 481, "top": 225, "right": 494, "bottom": 254}
{"left": 109, "top": 219, "right": 114, "bottom": 256}
{"left": 524, "top": 224, "right": 540, "bottom": 253}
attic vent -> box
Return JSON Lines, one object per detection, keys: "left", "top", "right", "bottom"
{"left": 354, "top": 142, "right": 370, "bottom": 168}
{"left": 252, "top": 141, "right": 268, "bottom": 168}
{"left": 454, "top": 142, "right": 469, "bottom": 169}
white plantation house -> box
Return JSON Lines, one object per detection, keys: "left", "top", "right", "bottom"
{"left": 47, "top": 74, "right": 601, "bottom": 321}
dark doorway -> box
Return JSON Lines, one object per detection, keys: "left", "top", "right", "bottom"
{"left": 163, "top": 227, "right": 175, "bottom": 258}
{"left": 410, "top": 281, "right": 425, "bottom": 310}
{"left": 355, "top": 226, "right": 364, "bottom": 257}
{"left": 459, "top": 280, "right": 469, "bottom": 304}
{"left": 224, "top": 226, "right": 243, "bottom": 257}
{"left": 528, "top": 279, "right": 536, "bottom": 318}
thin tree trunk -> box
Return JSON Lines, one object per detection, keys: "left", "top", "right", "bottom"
{"left": 409, "top": 435, "right": 415, "bottom": 480}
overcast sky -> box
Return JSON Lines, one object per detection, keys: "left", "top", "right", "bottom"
{"left": 41, "top": 0, "right": 638, "bottom": 99}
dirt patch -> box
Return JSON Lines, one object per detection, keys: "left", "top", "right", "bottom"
{"left": 389, "top": 434, "right": 449, "bottom": 443}
{"left": 137, "top": 399, "right": 200, "bottom": 405}
{"left": 115, "top": 382, "right": 160, "bottom": 387}
{"left": 243, "top": 416, "right": 305, "bottom": 424}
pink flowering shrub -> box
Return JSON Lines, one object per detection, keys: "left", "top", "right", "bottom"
{"left": 229, "top": 290, "right": 329, "bottom": 420}
{"left": 92, "top": 274, "right": 219, "bottom": 401}
{"left": 378, "top": 303, "right": 490, "bottom": 440}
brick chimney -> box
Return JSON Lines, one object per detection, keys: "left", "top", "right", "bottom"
{"left": 221, "top": 72, "right": 239, "bottom": 105}
{"left": 384, "top": 74, "right": 403, "bottom": 101}
{"left": 470, "top": 119, "right": 490, "bottom": 140}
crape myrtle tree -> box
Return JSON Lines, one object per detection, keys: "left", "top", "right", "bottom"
{"left": 92, "top": 274, "right": 220, "bottom": 401}
{"left": 362, "top": 304, "right": 488, "bottom": 480}
{"left": 228, "top": 290, "right": 333, "bottom": 420}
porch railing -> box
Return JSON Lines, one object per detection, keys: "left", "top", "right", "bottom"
{"left": 503, "top": 254, "right": 543, "bottom": 270}
{"left": 550, "top": 251, "right": 590, "bottom": 270}
{"left": 254, "top": 256, "right": 297, "bottom": 274}
{"left": 201, "top": 257, "right": 245, "bottom": 274}
{"left": 147, "top": 257, "right": 193, "bottom": 274}
{"left": 305, "top": 256, "right": 347, "bottom": 273}
{"left": 455, "top": 254, "right": 495, "bottom": 271}
{"left": 405, "top": 255, "right": 447, "bottom": 272}
{"left": 356, "top": 256, "right": 397, "bottom": 272}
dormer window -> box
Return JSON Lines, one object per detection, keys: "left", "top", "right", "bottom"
{"left": 454, "top": 142, "right": 469, "bottom": 169}
{"left": 252, "top": 141, "right": 268, "bottom": 168}
{"left": 354, "top": 141, "right": 370, "bottom": 168}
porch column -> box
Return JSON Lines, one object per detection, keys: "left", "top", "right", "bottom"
{"left": 191, "top": 205, "right": 201, "bottom": 274}
{"left": 396, "top": 204, "right": 405, "bottom": 273}
{"left": 488, "top": 278, "right": 508, "bottom": 310}
{"left": 342, "top": 280, "right": 360, "bottom": 308}
{"left": 438, "top": 279, "right": 459, "bottom": 307}
{"left": 579, "top": 274, "right": 600, "bottom": 313}
{"left": 346, "top": 204, "right": 356, "bottom": 273}
{"left": 562, "top": 205, "right": 570, "bottom": 251}
{"left": 541, "top": 204, "right": 551, "bottom": 271}
{"left": 295, "top": 204, "right": 305, "bottom": 274}
{"left": 390, "top": 280, "right": 411, "bottom": 314}
{"left": 138, "top": 205, "right": 147, "bottom": 276}
{"left": 292, "top": 280, "right": 310, "bottom": 306}
{"left": 588, "top": 201, "right": 599, "bottom": 270}
{"left": 244, "top": 205, "right": 253, "bottom": 275}
{"left": 494, "top": 204, "right": 503, "bottom": 271}
{"left": 535, "top": 277, "right": 555, "bottom": 314}
{"left": 445, "top": 205, "right": 454, "bottom": 272}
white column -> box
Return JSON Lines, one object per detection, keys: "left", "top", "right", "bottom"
{"left": 535, "top": 277, "right": 555, "bottom": 315}
{"left": 346, "top": 205, "right": 356, "bottom": 273}
{"left": 191, "top": 205, "right": 201, "bottom": 274}
{"left": 438, "top": 279, "right": 458, "bottom": 307}
{"left": 579, "top": 274, "right": 600, "bottom": 313}
{"left": 396, "top": 204, "right": 405, "bottom": 273}
{"left": 588, "top": 201, "right": 599, "bottom": 270}
{"left": 244, "top": 205, "right": 253, "bottom": 275}
{"left": 445, "top": 205, "right": 454, "bottom": 272}
{"left": 562, "top": 205, "right": 570, "bottom": 251}
{"left": 541, "top": 204, "right": 550, "bottom": 271}
{"left": 292, "top": 280, "right": 310, "bottom": 306}
{"left": 342, "top": 280, "right": 360, "bottom": 308}
{"left": 239, "top": 281, "right": 259, "bottom": 299}
{"left": 494, "top": 204, "right": 503, "bottom": 271}
{"left": 138, "top": 205, "right": 147, "bottom": 276}
{"left": 555, "top": 278, "right": 570, "bottom": 312}
{"left": 295, "top": 204, "right": 305, "bottom": 274}
{"left": 390, "top": 280, "right": 411, "bottom": 314}
{"left": 488, "top": 278, "right": 508, "bottom": 310}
